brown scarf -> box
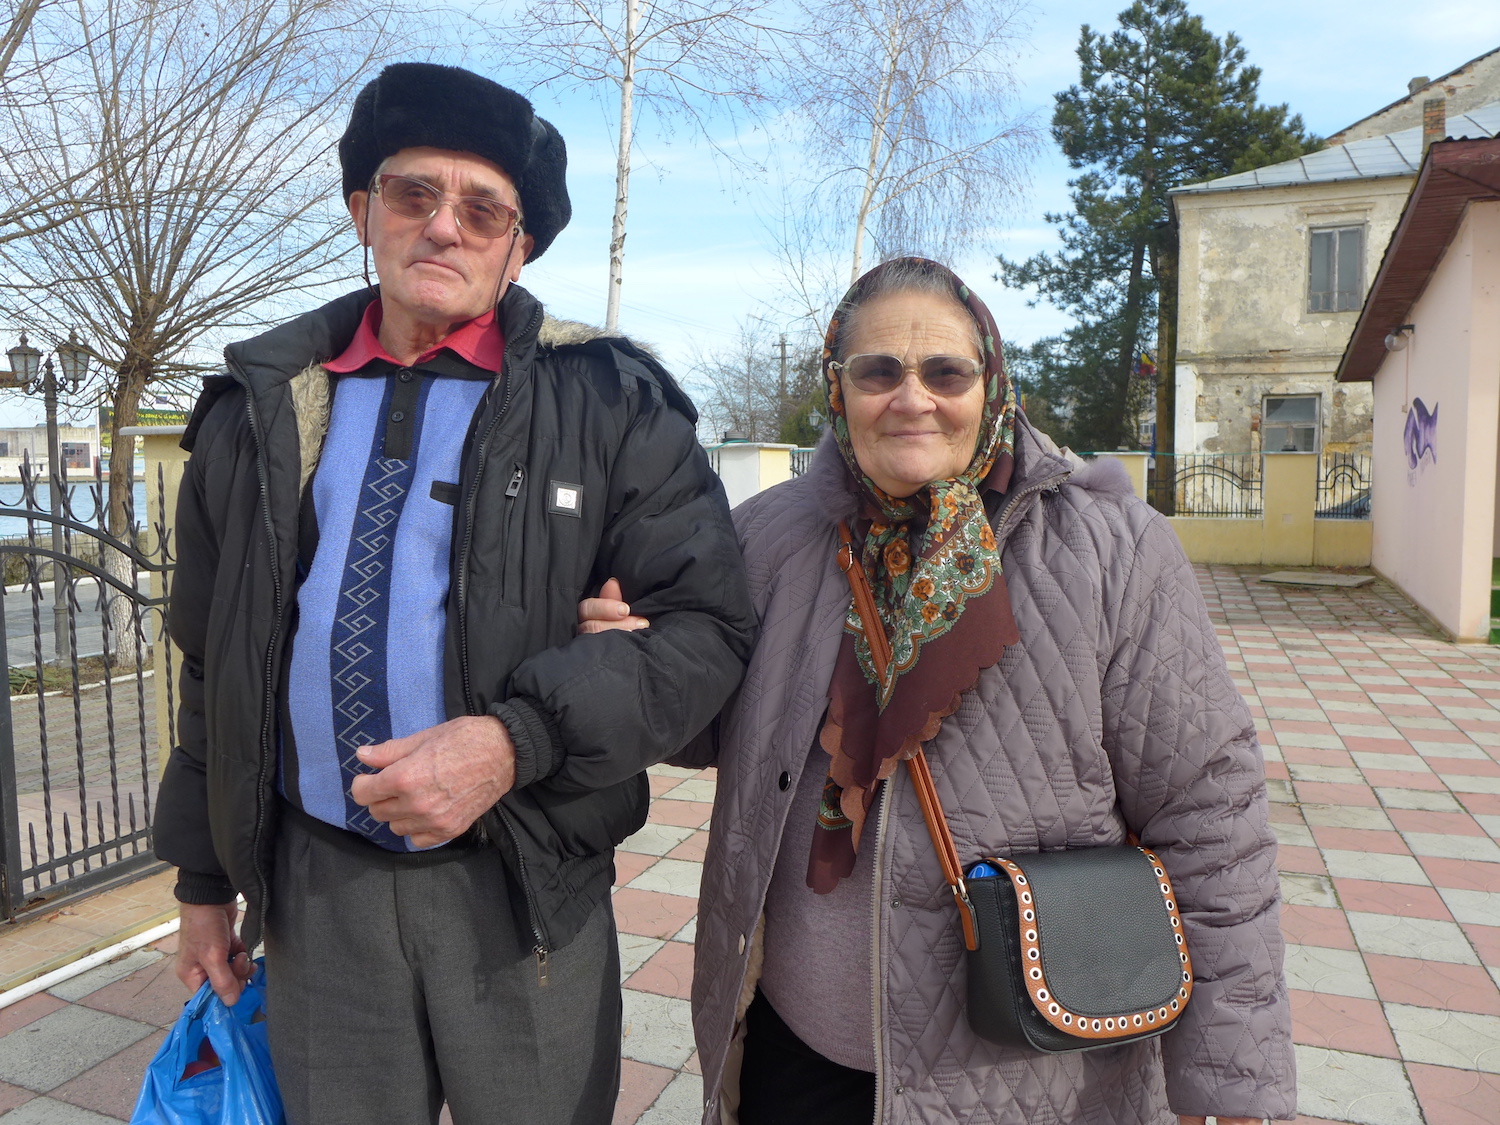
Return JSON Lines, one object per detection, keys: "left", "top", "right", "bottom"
{"left": 808, "top": 259, "right": 1021, "bottom": 893}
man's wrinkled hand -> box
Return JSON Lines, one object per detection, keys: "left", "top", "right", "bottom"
{"left": 350, "top": 715, "right": 517, "bottom": 847}
{"left": 176, "top": 900, "right": 252, "bottom": 1006}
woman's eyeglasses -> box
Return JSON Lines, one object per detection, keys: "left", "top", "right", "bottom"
{"left": 830, "top": 353, "right": 983, "bottom": 396}
{"left": 374, "top": 174, "right": 521, "bottom": 239}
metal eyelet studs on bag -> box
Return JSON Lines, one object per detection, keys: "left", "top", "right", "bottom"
{"left": 992, "top": 850, "right": 1193, "bottom": 1042}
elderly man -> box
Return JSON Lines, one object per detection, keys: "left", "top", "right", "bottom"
{"left": 155, "top": 63, "right": 755, "bottom": 1124}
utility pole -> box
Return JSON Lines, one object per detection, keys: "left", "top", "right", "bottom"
{"left": 777, "top": 334, "right": 789, "bottom": 419}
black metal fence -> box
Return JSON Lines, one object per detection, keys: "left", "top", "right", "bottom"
{"left": 1316, "top": 452, "right": 1372, "bottom": 520}
{"left": 0, "top": 455, "right": 173, "bottom": 919}
{"left": 1146, "top": 453, "right": 1263, "bottom": 517}
{"left": 790, "top": 448, "right": 815, "bottom": 476}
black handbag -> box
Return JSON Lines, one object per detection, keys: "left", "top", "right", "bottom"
{"left": 836, "top": 522, "right": 1194, "bottom": 1054}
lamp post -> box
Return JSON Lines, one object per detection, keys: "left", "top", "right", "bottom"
{"left": 7, "top": 331, "right": 89, "bottom": 664}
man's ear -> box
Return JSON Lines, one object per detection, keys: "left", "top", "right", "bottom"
{"left": 508, "top": 232, "right": 535, "bottom": 283}
{"left": 349, "top": 191, "right": 370, "bottom": 247}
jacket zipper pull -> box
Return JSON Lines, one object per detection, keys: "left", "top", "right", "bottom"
{"left": 535, "top": 945, "right": 550, "bottom": 986}
{"left": 505, "top": 466, "right": 524, "bottom": 498}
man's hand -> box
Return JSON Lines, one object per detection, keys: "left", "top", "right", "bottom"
{"left": 176, "top": 901, "right": 252, "bottom": 1006}
{"left": 350, "top": 716, "right": 516, "bottom": 847}
{"left": 577, "top": 577, "right": 649, "bottom": 635}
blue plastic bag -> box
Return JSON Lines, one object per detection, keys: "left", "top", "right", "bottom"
{"left": 130, "top": 957, "right": 285, "bottom": 1125}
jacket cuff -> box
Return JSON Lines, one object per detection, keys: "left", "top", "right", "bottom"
{"left": 174, "top": 868, "right": 237, "bottom": 905}
{"left": 493, "top": 696, "right": 565, "bottom": 789}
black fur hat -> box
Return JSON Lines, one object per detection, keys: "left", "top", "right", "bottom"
{"left": 339, "top": 63, "right": 571, "bottom": 261}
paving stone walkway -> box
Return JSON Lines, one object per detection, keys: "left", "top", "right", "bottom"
{"left": 1, "top": 564, "right": 1499, "bottom": 1123}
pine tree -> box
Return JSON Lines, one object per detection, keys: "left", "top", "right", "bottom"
{"left": 998, "top": 0, "right": 1318, "bottom": 454}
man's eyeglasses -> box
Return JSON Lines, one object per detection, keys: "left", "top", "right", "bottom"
{"left": 829, "top": 353, "right": 983, "bottom": 396}
{"left": 373, "top": 174, "right": 521, "bottom": 239}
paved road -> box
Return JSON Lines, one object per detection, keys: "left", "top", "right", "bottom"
{"left": 2, "top": 576, "right": 160, "bottom": 666}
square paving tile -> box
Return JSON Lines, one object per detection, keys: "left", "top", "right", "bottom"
{"left": 1406, "top": 1061, "right": 1500, "bottom": 1125}
{"left": 1283, "top": 945, "right": 1375, "bottom": 999}
{"left": 49, "top": 1028, "right": 165, "bottom": 1120}
{"left": 1289, "top": 990, "right": 1399, "bottom": 1057}
{"left": 612, "top": 889, "right": 699, "bottom": 941}
{"left": 1364, "top": 953, "right": 1500, "bottom": 1015}
{"left": 614, "top": 1058, "right": 676, "bottom": 1125}
{"left": 1293, "top": 1045, "right": 1423, "bottom": 1125}
{"left": 1281, "top": 905, "right": 1358, "bottom": 950}
{"left": 1282, "top": 873, "right": 1340, "bottom": 909}
{"left": 0, "top": 1096, "right": 124, "bottom": 1123}
{"left": 626, "top": 941, "right": 695, "bottom": 1002}
{"left": 0, "top": 996, "right": 66, "bottom": 1039}
{"left": 1384, "top": 1002, "right": 1500, "bottom": 1073}
{"left": 46, "top": 951, "right": 163, "bottom": 1004}
{"left": 1437, "top": 887, "right": 1500, "bottom": 927}
{"left": 636, "top": 1071, "right": 703, "bottom": 1125}
{"left": 620, "top": 989, "right": 695, "bottom": 1069}
{"left": 1421, "top": 857, "right": 1500, "bottom": 893}
{"left": 1323, "top": 851, "right": 1431, "bottom": 885}
{"left": 1333, "top": 878, "right": 1454, "bottom": 921}
{"left": 0, "top": 1005, "right": 154, "bottom": 1093}
{"left": 1347, "top": 912, "right": 1480, "bottom": 965}
{"left": 619, "top": 823, "right": 697, "bottom": 857}
{"left": 618, "top": 933, "right": 666, "bottom": 981}
{"left": 627, "top": 860, "right": 705, "bottom": 900}
{"left": 74, "top": 960, "right": 185, "bottom": 1031}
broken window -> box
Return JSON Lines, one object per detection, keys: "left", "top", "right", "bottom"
{"left": 1308, "top": 226, "right": 1364, "bottom": 312}
{"left": 1263, "top": 395, "right": 1320, "bottom": 452}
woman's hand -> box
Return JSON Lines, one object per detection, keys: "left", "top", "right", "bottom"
{"left": 1178, "top": 1117, "right": 1264, "bottom": 1124}
{"left": 577, "top": 577, "right": 650, "bottom": 634}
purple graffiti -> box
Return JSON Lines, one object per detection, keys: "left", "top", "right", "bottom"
{"left": 1404, "top": 397, "right": 1438, "bottom": 470}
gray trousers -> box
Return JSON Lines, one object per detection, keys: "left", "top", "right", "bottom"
{"left": 264, "top": 809, "right": 621, "bottom": 1125}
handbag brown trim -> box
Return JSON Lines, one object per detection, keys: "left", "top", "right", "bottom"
{"left": 833, "top": 519, "right": 1195, "bottom": 1051}
{"left": 990, "top": 850, "right": 1193, "bottom": 1039}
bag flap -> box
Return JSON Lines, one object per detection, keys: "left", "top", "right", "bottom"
{"left": 997, "top": 847, "right": 1191, "bottom": 1033}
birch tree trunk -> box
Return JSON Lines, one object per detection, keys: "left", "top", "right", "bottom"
{"left": 604, "top": 0, "right": 640, "bottom": 334}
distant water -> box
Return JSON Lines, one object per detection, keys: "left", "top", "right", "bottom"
{"left": 0, "top": 481, "right": 151, "bottom": 540}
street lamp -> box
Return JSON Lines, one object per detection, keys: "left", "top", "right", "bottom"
{"left": 6, "top": 331, "right": 90, "bottom": 665}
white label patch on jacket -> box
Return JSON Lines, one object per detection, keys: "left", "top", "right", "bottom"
{"left": 548, "top": 480, "right": 583, "bottom": 518}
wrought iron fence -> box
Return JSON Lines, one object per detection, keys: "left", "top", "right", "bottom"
{"left": 1146, "top": 453, "right": 1263, "bottom": 517}
{"left": 1316, "top": 452, "right": 1372, "bottom": 520}
{"left": 0, "top": 454, "right": 173, "bottom": 918}
{"left": 790, "top": 448, "right": 815, "bottom": 476}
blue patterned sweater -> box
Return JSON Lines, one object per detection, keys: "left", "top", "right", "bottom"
{"left": 279, "top": 357, "right": 490, "bottom": 850}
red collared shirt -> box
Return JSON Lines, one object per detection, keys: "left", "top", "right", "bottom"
{"left": 324, "top": 301, "right": 505, "bottom": 373}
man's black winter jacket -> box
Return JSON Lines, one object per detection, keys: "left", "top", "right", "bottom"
{"left": 154, "top": 284, "right": 756, "bottom": 956}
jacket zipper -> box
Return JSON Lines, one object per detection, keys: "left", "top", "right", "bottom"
{"left": 235, "top": 370, "right": 284, "bottom": 934}
{"left": 870, "top": 777, "right": 894, "bottom": 1122}
{"left": 454, "top": 301, "right": 551, "bottom": 978}
{"left": 863, "top": 468, "right": 1063, "bottom": 1117}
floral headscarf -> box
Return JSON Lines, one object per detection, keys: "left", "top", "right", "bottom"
{"left": 809, "top": 258, "right": 1021, "bottom": 893}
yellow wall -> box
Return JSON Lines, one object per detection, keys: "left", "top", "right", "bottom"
{"left": 1163, "top": 452, "right": 1372, "bottom": 567}
{"left": 123, "top": 427, "right": 188, "bottom": 775}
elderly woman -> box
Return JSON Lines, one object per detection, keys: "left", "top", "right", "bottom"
{"left": 585, "top": 258, "right": 1294, "bottom": 1124}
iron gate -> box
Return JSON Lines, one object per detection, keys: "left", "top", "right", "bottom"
{"left": 0, "top": 454, "right": 174, "bottom": 918}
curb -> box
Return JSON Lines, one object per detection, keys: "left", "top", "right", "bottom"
{"left": 0, "top": 907, "right": 179, "bottom": 1005}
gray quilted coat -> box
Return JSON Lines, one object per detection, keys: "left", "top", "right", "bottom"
{"left": 680, "top": 418, "right": 1296, "bottom": 1124}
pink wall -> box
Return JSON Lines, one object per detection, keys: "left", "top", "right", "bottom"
{"left": 1370, "top": 201, "right": 1500, "bottom": 640}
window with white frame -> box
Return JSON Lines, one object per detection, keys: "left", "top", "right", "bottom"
{"left": 1262, "top": 395, "right": 1319, "bottom": 452}
{"left": 1308, "top": 226, "right": 1363, "bottom": 312}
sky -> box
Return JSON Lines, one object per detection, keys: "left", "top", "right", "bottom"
{"left": 4, "top": 0, "right": 1500, "bottom": 428}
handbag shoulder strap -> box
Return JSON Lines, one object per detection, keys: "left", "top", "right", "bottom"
{"left": 836, "top": 521, "right": 979, "bottom": 951}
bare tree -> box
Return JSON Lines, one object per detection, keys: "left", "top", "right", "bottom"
{"left": 0, "top": 0, "right": 409, "bottom": 655}
{"left": 489, "top": 0, "right": 781, "bottom": 332}
{"left": 689, "top": 318, "right": 823, "bottom": 444}
{"left": 785, "top": 0, "right": 1039, "bottom": 284}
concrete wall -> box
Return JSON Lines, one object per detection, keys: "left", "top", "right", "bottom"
{"left": 1369, "top": 201, "right": 1500, "bottom": 641}
{"left": 712, "top": 443, "right": 795, "bottom": 509}
{"left": 122, "top": 426, "right": 188, "bottom": 774}
{"left": 1330, "top": 52, "right": 1500, "bottom": 145}
{"left": 1174, "top": 178, "right": 1414, "bottom": 455}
